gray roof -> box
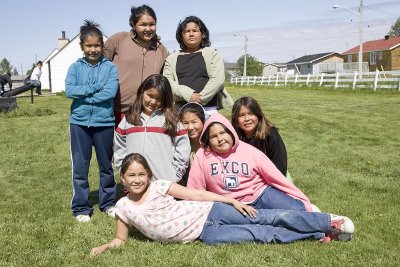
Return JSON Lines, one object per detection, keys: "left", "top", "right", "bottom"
{"left": 11, "top": 75, "right": 30, "bottom": 80}
{"left": 286, "top": 52, "right": 335, "bottom": 64}
{"left": 224, "top": 62, "right": 237, "bottom": 69}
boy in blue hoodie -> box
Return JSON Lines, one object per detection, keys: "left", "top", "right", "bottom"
{"left": 65, "top": 20, "right": 118, "bottom": 223}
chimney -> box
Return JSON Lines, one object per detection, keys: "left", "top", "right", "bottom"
{"left": 384, "top": 35, "right": 390, "bottom": 40}
{"left": 58, "top": 31, "right": 70, "bottom": 50}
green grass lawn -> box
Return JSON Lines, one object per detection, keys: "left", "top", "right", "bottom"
{"left": 0, "top": 87, "right": 399, "bottom": 266}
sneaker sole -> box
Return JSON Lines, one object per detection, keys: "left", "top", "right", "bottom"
{"left": 75, "top": 215, "right": 91, "bottom": 223}
{"left": 338, "top": 233, "right": 352, "bottom": 241}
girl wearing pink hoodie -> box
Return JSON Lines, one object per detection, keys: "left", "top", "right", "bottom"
{"left": 187, "top": 113, "right": 314, "bottom": 212}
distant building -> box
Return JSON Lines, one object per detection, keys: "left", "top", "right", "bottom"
{"left": 286, "top": 52, "right": 343, "bottom": 75}
{"left": 41, "top": 31, "right": 108, "bottom": 92}
{"left": 262, "top": 63, "right": 287, "bottom": 76}
{"left": 342, "top": 35, "right": 400, "bottom": 72}
{"left": 224, "top": 62, "right": 238, "bottom": 79}
{"left": 10, "top": 75, "right": 30, "bottom": 87}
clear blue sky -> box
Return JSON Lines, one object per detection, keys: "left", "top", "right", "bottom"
{"left": 0, "top": 0, "right": 399, "bottom": 74}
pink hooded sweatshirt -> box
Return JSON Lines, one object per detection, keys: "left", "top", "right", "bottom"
{"left": 187, "top": 113, "right": 312, "bottom": 211}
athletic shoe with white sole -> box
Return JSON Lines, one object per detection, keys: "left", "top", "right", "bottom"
{"left": 321, "top": 214, "right": 354, "bottom": 242}
{"left": 105, "top": 206, "right": 117, "bottom": 218}
{"left": 75, "top": 214, "right": 91, "bottom": 223}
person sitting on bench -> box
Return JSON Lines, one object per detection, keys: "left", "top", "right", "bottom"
{"left": 29, "top": 61, "right": 43, "bottom": 95}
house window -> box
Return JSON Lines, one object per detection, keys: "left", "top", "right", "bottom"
{"left": 370, "top": 51, "right": 376, "bottom": 65}
{"left": 378, "top": 51, "right": 383, "bottom": 60}
{"left": 307, "top": 63, "right": 312, "bottom": 68}
{"left": 348, "top": 55, "right": 353, "bottom": 62}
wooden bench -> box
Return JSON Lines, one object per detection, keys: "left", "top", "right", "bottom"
{"left": 1, "top": 75, "right": 34, "bottom": 112}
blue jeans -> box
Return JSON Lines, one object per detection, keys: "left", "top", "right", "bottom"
{"left": 70, "top": 124, "right": 116, "bottom": 216}
{"left": 251, "top": 186, "right": 306, "bottom": 211}
{"left": 199, "top": 202, "right": 328, "bottom": 244}
{"left": 29, "top": 80, "right": 41, "bottom": 91}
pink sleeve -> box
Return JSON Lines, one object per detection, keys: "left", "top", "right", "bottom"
{"left": 255, "top": 151, "right": 312, "bottom": 211}
{"left": 187, "top": 150, "right": 207, "bottom": 190}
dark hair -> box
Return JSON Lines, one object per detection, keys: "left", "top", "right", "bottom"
{"left": 120, "top": 153, "right": 153, "bottom": 178}
{"left": 176, "top": 16, "right": 211, "bottom": 50}
{"left": 129, "top": 5, "right": 159, "bottom": 42}
{"left": 37, "top": 61, "right": 43, "bottom": 66}
{"left": 179, "top": 102, "right": 205, "bottom": 124}
{"left": 231, "top": 97, "right": 276, "bottom": 140}
{"left": 125, "top": 74, "right": 178, "bottom": 137}
{"left": 79, "top": 19, "right": 104, "bottom": 47}
{"left": 200, "top": 122, "right": 235, "bottom": 150}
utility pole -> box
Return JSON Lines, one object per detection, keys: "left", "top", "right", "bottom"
{"left": 358, "top": 0, "right": 364, "bottom": 79}
{"left": 243, "top": 35, "right": 248, "bottom": 77}
{"left": 333, "top": 0, "right": 364, "bottom": 79}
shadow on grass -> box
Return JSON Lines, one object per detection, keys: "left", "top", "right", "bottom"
{"left": 128, "top": 226, "right": 153, "bottom": 242}
{"left": 88, "top": 182, "right": 126, "bottom": 207}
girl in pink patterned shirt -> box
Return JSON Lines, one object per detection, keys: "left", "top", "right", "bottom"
{"left": 90, "top": 153, "right": 354, "bottom": 255}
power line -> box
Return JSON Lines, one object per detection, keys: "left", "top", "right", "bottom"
{"left": 364, "top": 6, "right": 399, "bottom": 17}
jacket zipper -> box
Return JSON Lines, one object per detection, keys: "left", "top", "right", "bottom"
{"left": 141, "top": 48, "right": 146, "bottom": 83}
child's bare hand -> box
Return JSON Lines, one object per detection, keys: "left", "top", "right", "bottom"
{"left": 233, "top": 201, "right": 257, "bottom": 219}
{"left": 90, "top": 244, "right": 108, "bottom": 256}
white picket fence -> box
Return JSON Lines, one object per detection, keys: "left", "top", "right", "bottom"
{"left": 230, "top": 70, "right": 400, "bottom": 91}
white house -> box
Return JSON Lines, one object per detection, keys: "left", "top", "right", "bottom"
{"left": 262, "top": 63, "right": 287, "bottom": 76}
{"left": 286, "top": 52, "right": 344, "bottom": 75}
{"left": 41, "top": 31, "right": 107, "bottom": 93}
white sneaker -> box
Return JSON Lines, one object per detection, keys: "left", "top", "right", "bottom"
{"left": 330, "top": 214, "right": 355, "bottom": 234}
{"left": 105, "top": 206, "right": 117, "bottom": 218}
{"left": 75, "top": 214, "right": 91, "bottom": 223}
{"left": 327, "top": 214, "right": 355, "bottom": 241}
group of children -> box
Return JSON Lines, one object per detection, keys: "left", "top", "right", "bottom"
{"left": 65, "top": 9, "right": 354, "bottom": 255}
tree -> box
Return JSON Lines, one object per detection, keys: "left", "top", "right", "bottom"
{"left": 26, "top": 63, "right": 36, "bottom": 76}
{"left": 13, "top": 67, "right": 19, "bottom": 76}
{"left": 235, "top": 54, "right": 264, "bottom": 77}
{"left": 388, "top": 17, "right": 400, "bottom": 37}
{"left": 0, "top": 58, "right": 13, "bottom": 74}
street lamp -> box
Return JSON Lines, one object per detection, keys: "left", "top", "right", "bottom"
{"left": 234, "top": 34, "right": 248, "bottom": 77}
{"left": 333, "top": 0, "right": 364, "bottom": 79}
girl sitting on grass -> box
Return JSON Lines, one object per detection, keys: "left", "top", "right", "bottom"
{"left": 187, "top": 113, "right": 320, "bottom": 212}
{"left": 90, "top": 153, "right": 354, "bottom": 255}
{"left": 231, "top": 96, "right": 289, "bottom": 178}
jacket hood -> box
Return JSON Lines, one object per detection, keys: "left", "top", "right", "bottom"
{"left": 200, "top": 113, "right": 240, "bottom": 151}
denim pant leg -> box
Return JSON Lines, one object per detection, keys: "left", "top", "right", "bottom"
{"left": 251, "top": 186, "right": 306, "bottom": 211}
{"left": 30, "top": 80, "right": 41, "bottom": 90}
{"left": 199, "top": 202, "right": 327, "bottom": 244}
{"left": 70, "top": 124, "right": 94, "bottom": 216}
{"left": 92, "top": 126, "right": 116, "bottom": 211}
